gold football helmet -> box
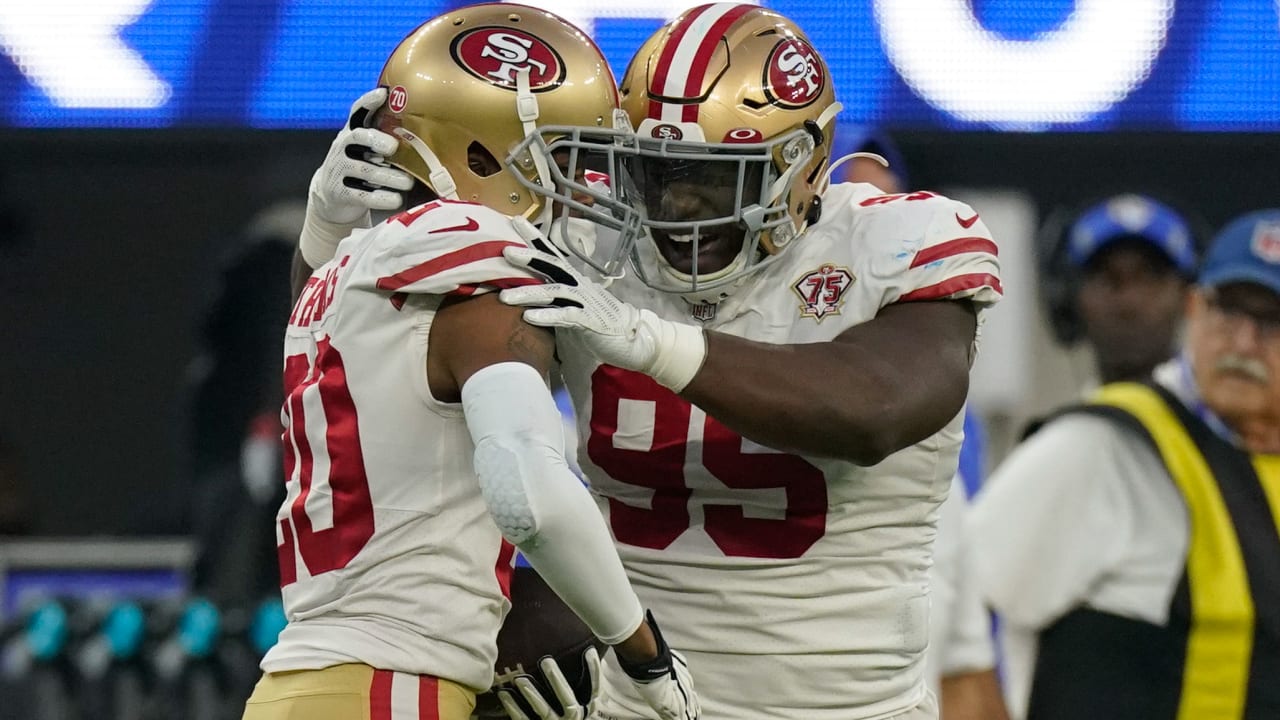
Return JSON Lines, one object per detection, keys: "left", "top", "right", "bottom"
{"left": 616, "top": 4, "right": 842, "bottom": 301}
{"left": 371, "top": 3, "right": 620, "bottom": 231}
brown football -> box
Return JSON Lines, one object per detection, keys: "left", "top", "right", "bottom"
{"left": 473, "top": 565, "right": 605, "bottom": 718}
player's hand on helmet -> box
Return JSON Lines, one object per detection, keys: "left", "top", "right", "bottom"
{"left": 313, "top": 87, "right": 414, "bottom": 223}
{"left": 497, "top": 646, "right": 601, "bottom": 720}
{"left": 299, "top": 88, "right": 415, "bottom": 267}
{"left": 616, "top": 612, "right": 700, "bottom": 720}
{"left": 500, "top": 232, "right": 707, "bottom": 392}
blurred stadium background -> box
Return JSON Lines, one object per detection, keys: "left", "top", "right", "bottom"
{"left": 0, "top": 0, "right": 1278, "bottom": 717}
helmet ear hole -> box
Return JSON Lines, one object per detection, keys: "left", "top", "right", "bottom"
{"left": 466, "top": 142, "right": 501, "bottom": 178}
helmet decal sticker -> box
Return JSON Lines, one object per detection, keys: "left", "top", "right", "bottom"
{"left": 723, "top": 127, "right": 764, "bottom": 143}
{"left": 387, "top": 85, "right": 408, "bottom": 113}
{"left": 764, "top": 38, "right": 825, "bottom": 108}
{"left": 651, "top": 123, "right": 684, "bottom": 140}
{"left": 450, "top": 27, "right": 566, "bottom": 92}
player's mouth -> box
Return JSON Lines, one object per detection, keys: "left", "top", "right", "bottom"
{"left": 654, "top": 228, "right": 742, "bottom": 275}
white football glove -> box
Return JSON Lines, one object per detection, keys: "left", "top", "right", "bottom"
{"left": 497, "top": 647, "right": 601, "bottom": 720}
{"left": 616, "top": 612, "right": 701, "bottom": 720}
{"left": 500, "top": 244, "right": 707, "bottom": 392}
{"left": 298, "top": 87, "right": 415, "bottom": 268}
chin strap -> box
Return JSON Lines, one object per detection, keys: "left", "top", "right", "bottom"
{"left": 516, "top": 67, "right": 556, "bottom": 230}
{"left": 393, "top": 127, "right": 458, "bottom": 200}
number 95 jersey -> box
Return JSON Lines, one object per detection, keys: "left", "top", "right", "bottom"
{"left": 263, "top": 201, "right": 541, "bottom": 692}
{"left": 557, "top": 183, "right": 1002, "bottom": 719}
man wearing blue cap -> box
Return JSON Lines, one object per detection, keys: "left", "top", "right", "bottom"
{"left": 1061, "top": 194, "right": 1198, "bottom": 385}
{"left": 969, "top": 210, "right": 1280, "bottom": 719}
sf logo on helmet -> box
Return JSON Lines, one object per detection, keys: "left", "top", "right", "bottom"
{"left": 651, "top": 124, "right": 684, "bottom": 140}
{"left": 452, "top": 28, "right": 565, "bottom": 91}
{"left": 765, "top": 39, "right": 824, "bottom": 107}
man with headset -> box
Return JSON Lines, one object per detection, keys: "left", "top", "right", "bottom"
{"left": 1045, "top": 194, "right": 1198, "bottom": 386}
{"left": 969, "top": 210, "right": 1280, "bottom": 719}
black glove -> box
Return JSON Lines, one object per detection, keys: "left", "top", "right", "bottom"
{"left": 497, "top": 646, "right": 601, "bottom": 720}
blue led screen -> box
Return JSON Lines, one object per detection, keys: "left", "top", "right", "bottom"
{"left": 2, "top": 1, "right": 1278, "bottom": 130}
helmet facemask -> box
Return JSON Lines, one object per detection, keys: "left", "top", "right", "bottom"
{"left": 623, "top": 124, "right": 822, "bottom": 301}
{"left": 504, "top": 117, "right": 828, "bottom": 301}
{"left": 503, "top": 121, "right": 645, "bottom": 282}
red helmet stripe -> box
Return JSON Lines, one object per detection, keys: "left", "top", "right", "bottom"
{"left": 648, "top": 3, "right": 755, "bottom": 124}
{"left": 647, "top": 4, "right": 710, "bottom": 121}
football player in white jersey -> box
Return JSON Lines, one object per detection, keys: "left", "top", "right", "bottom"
{"left": 245, "top": 6, "right": 699, "bottom": 720}
{"left": 495, "top": 5, "right": 1004, "bottom": 719}
{"left": 837, "top": 129, "right": 1009, "bottom": 720}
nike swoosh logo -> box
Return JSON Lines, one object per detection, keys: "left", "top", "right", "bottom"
{"left": 429, "top": 217, "right": 480, "bottom": 234}
{"left": 956, "top": 213, "right": 979, "bottom": 229}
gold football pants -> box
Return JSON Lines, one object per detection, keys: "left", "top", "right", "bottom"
{"left": 242, "top": 663, "right": 475, "bottom": 720}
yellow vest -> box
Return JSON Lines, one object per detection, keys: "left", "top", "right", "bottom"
{"left": 1090, "top": 382, "right": 1280, "bottom": 719}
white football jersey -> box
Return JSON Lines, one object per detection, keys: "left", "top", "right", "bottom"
{"left": 261, "top": 200, "right": 543, "bottom": 692}
{"left": 561, "top": 183, "right": 1003, "bottom": 719}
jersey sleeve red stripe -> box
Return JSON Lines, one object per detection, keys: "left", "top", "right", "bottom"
{"left": 909, "top": 237, "right": 999, "bottom": 269}
{"left": 450, "top": 277, "right": 543, "bottom": 296}
{"left": 899, "top": 272, "right": 1004, "bottom": 302}
{"left": 374, "top": 240, "right": 526, "bottom": 293}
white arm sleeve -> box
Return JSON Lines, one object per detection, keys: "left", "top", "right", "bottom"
{"left": 462, "top": 362, "right": 644, "bottom": 645}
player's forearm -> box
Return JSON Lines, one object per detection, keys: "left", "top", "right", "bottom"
{"left": 680, "top": 333, "right": 908, "bottom": 463}
{"left": 682, "top": 330, "right": 966, "bottom": 465}
{"left": 516, "top": 484, "right": 645, "bottom": 645}
{"left": 681, "top": 300, "right": 975, "bottom": 464}
{"left": 462, "top": 362, "right": 644, "bottom": 645}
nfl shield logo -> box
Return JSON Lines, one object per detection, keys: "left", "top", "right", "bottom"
{"left": 1252, "top": 220, "right": 1280, "bottom": 263}
{"left": 793, "top": 264, "right": 854, "bottom": 322}
{"left": 689, "top": 301, "right": 717, "bottom": 322}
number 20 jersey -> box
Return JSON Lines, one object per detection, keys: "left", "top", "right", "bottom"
{"left": 557, "top": 183, "right": 1003, "bottom": 719}
{"left": 262, "top": 201, "right": 542, "bottom": 692}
